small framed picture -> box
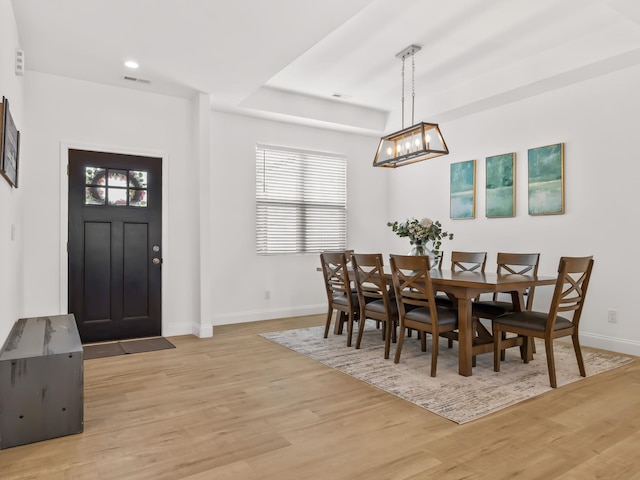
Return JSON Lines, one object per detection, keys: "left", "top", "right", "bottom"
{"left": 450, "top": 160, "right": 476, "bottom": 219}
{"left": 486, "top": 152, "right": 515, "bottom": 218}
{"left": 0, "top": 96, "right": 20, "bottom": 188}
{"left": 528, "top": 143, "right": 564, "bottom": 215}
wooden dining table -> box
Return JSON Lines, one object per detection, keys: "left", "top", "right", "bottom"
{"left": 425, "top": 270, "right": 557, "bottom": 376}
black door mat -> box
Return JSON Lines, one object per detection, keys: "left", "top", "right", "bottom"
{"left": 83, "top": 337, "right": 175, "bottom": 360}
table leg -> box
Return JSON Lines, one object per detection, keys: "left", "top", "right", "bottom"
{"left": 456, "top": 297, "right": 473, "bottom": 376}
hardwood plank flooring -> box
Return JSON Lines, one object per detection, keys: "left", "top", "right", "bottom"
{"left": 1, "top": 314, "right": 638, "bottom": 479}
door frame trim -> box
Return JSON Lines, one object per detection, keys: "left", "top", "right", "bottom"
{"left": 59, "top": 141, "right": 169, "bottom": 334}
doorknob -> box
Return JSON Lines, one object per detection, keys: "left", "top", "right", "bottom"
{"left": 152, "top": 257, "right": 162, "bottom": 265}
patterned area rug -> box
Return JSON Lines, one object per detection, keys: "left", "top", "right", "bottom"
{"left": 261, "top": 325, "right": 634, "bottom": 424}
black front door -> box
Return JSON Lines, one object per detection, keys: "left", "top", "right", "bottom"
{"left": 68, "top": 149, "right": 162, "bottom": 343}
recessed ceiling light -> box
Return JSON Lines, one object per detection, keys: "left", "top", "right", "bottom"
{"left": 124, "top": 60, "right": 139, "bottom": 69}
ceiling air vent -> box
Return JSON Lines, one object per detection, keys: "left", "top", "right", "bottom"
{"left": 122, "top": 75, "right": 151, "bottom": 84}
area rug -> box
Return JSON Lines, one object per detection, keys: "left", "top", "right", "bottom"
{"left": 260, "top": 325, "right": 634, "bottom": 424}
{"left": 83, "top": 337, "right": 175, "bottom": 360}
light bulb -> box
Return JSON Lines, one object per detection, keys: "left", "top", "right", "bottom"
{"left": 124, "top": 60, "right": 139, "bottom": 69}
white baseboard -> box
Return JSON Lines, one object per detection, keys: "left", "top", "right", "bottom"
{"left": 211, "top": 304, "right": 325, "bottom": 326}
{"left": 580, "top": 332, "right": 640, "bottom": 356}
{"left": 161, "top": 304, "right": 325, "bottom": 339}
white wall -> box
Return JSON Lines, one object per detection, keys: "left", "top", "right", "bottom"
{"left": 387, "top": 64, "right": 640, "bottom": 355}
{"left": 21, "top": 71, "right": 200, "bottom": 338}
{"left": 0, "top": 0, "right": 24, "bottom": 344}
{"left": 208, "top": 111, "right": 385, "bottom": 326}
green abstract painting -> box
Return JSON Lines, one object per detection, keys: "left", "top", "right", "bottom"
{"left": 528, "top": 143, "right": 564, "bottom": 215}
{"left": 450, "top": 160, "right": 476, "bottom": 219}
{"left": 486, "top": 153, "right": 515, "bottom": 218}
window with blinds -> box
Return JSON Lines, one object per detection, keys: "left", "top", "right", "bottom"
{"left": 256, "top": 144, "right": 347, "bottom": 255}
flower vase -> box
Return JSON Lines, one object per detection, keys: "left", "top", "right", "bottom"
{"left": 408, "top": 243, "right": 438, "bottom": 268}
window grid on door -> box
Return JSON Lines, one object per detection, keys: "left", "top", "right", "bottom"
{"left": 84, "top": 167, "right": 148, "bottom": 207}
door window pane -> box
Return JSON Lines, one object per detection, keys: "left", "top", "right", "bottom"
{"left": 85, "top": 187, "right": 105, "bottom": 205}
{"left": 85, "top": 167, "right": 106, "bottom": 185}
{"left": 129, "top": 171, "right": 147, "bottom": 188}
{"left": 129, "top": 189, "right": 147, "bottom": 207}
{"left": 108, "top": 170, "right": 128, "bottom": 187}
{"left": 108, "top": 188, "right": 128, "bottom": 206}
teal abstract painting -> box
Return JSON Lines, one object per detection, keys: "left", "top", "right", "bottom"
{"left": 528, "top": 143, "right": 564, "bottom": 215}
{"left": 450, "top": 160, "right": 476, "bottom": 219}
{"left": 486, "top": 153, "right": 515, "bottom": 218}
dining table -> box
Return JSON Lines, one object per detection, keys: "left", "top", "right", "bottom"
{"left": 418, "top": 269, "right": 557, "bottom": 376}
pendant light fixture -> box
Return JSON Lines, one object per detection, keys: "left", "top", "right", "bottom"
{"left": 373, "top": 44, "right": 449, "bottom": 168}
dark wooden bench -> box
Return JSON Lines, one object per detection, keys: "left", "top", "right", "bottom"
{"left": 0, "top": 314, "right": 83, "bottom": 449}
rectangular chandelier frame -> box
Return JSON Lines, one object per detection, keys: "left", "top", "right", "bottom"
{"left": 373, "top": 121, "right": 449, "bottom": 168}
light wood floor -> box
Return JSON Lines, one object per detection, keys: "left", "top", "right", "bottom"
{"left": 1, "top": 315, "right": 639, "bottom": 480}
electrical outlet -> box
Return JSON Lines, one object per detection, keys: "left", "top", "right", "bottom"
{"left": 607, "top": 309, "right": 617, "bottom": 323}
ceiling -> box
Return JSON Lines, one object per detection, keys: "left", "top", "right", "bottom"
{"left": 11, "top": 0, "right": 640, "bottom": 135}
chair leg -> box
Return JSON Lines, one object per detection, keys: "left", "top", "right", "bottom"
{"left": 420, "top": 331, "right": 427, "bottom": 352}
{"left": 346, "top": 313, "right": 355, "bottom": 347}
{"left": 384, "top": 321, "right": 391, "bottom": 359}
{"left": 522, "top": 336, "right": 531, "bottom": 364}
{"left": 572, "top": 332, "right": 586, "bottom": 377}
{"left": 335, "top": 311, "right": 346, "bottom": 334}
{"left": 430, "top": 333, "right": 438, "bottom": 377}
{"left": 493, "top": 325, "right": 501, "bottom": 372}
{"left": 355, "top": 312, "right": 366, "bottom": 350}
{"left": 544, "top": 340, "right": 557, "bottom": 388}
{"left": 324, "top": 308, "right": 333, "bottom": 338}
{"left": 394, "top": 326, "right": 406, "bottom": 364}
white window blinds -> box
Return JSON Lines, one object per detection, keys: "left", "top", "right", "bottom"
{"left": 256, "top": 144, "right": 347, "bottom": 255}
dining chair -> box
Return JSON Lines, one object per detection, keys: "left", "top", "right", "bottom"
{"left": 473, "top": 252, "right": 540, "bottom": 317}
{"left": 351, "top": 253, "right": 398, "bottom": 359}
{"left": 319, "top": 251, "right": 359, "bottom": 346}
{"left": 435, "top": 251, "right": 487, "bottom": 308}
{"left": 492, "top": 256, "right": 594, "bottom": 388}
{"left": 435, "top": 251, "right": 487, "bottom": 354}
{"left": 473, "top": 253, "right": 540, "bottom": 357}
{"left": 390, "top": 254, "right": 458, "bottom": 377}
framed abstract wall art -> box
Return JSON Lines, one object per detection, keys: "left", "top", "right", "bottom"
{"left": 450, "top": 160, "right": 476, "bottom": 219}
{"left": 528, "top": 143, "right": 564, "bottom": 215}
{"left": 485, "top": 152, "right": 515, "bottom": 218}
{"left": 0, "top": 96, "right": 20, "bottom": 188}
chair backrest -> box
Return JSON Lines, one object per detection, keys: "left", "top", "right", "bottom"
{"left": 450, "top": 251, "right": 487, "bottom": 272}
{"left": 547, "top": 256, "right": 594, "bottom": 332}
{"left": 319, "top": 251, "right": 352, "bottom": 302}
{"left": 389, "top": 254, "right": 438, "bottom": 318}
{"left": 495, "top": 252, "right": 540, "bottom": 308}
{"left": 351, "top": 253, "right": 393, "bottom": 311}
